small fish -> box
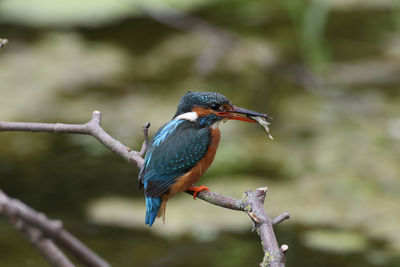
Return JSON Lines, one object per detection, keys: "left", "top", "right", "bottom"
{"left": 249, "top": 116, "right": 274, "bottom": 140}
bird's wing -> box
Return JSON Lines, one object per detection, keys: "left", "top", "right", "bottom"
{"left": 138, "top": 119, "right": 210, "bottom": 198}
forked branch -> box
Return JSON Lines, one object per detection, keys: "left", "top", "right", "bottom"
{"left": 0, "top": 111, "right": 289, "bottom": 266}
{"left": 0, "top": 189, "right": 109, "bottom": 267}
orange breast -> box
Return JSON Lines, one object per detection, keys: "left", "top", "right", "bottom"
{"left": 167, "top": 126, "right": 220, "bottom": 198}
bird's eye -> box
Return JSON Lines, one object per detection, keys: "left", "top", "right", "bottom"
{"left": 211, "top": 103, "right": 221, "bottom": 110}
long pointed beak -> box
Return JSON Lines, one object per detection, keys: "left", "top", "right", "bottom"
{"left": 231, "top": 106, "right": 270, "bottom": 118}
{"left": 216, "top": 106, "right": 270, "bottom": 123}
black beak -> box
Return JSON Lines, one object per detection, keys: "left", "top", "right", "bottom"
{"left": 230, "top": 106, "right": 271, "bottom": 119}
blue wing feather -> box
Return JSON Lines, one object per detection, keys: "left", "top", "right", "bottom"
{"left": 139, "top": 119, "right": 210, "bottom": 198}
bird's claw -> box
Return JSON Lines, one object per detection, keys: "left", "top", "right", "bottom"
{"left": 188, "top": 185, "right": 210, "bottom": 199}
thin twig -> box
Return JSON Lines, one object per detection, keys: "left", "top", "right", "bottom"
{"left": 139, "top": 122, "right": 151, "bottom": 157}
{"left": 272, "top": 212, "right": 291, "bottom": 226}
{"left": 280, "top": 244, "right": 289, "bottom": 256}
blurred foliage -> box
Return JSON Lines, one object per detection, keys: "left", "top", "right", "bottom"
{"left": 281, "top": 0, "right": 331, "bottom": 71}
{"left": 0, "top": 0, "right": 400, "bottom": 266}
{"left": 0, "top": 0, "right": 213, "bottom": 27}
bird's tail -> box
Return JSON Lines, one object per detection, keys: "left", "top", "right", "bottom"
{"left": 145, "top": 196, "right": 161, "bottom": 226}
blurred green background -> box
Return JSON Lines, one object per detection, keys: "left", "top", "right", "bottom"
{"left": 1, "top": 0, "right": 400, "bottom": 266}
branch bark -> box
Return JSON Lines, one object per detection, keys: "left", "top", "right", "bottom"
{"left": 2, "top": 208, "right": 74, "bottom": 266}
{"left": 0, "top": 189, "right": 110, "bottom": 267}
{"left": 0, "top": 190, "right": 74, "bottom": 267}
{"left": 0, "top": 111, "right": 144, "bottom": 168}
{"left": 0, "top": 111, "right": 289, "bottom": 266}
{"left": 190, "top": 189, "right": 288, "bottom": 266}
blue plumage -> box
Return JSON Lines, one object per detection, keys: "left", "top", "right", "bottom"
{"left": 152, "top": 119, "right": 184, "bottom": 146}
{"left": 144, "top": 190, "right": 161, "bottom": 226}
{"left": 138, "top": 118, "right": 210, "bottom": 225}
{"left": 137, "top": 91, "right": 270, "bottom": 226}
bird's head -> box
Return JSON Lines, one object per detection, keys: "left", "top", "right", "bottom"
{"left": 173, "top": 91, "right": 269, "bottom": 127}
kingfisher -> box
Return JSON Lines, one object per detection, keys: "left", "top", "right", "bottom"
{"left": 138, "top": 91, "right": 269, "bottom": 226}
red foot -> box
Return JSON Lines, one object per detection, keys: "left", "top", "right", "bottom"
{"left": 188, "top": 185, "right": 210, "bottom": 199}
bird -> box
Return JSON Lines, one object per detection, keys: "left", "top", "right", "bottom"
{"left": 138, "top": 91, "right": 269, "bottom": 226}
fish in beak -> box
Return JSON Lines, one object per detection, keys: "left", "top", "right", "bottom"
{"left": 216, "top": 106, "right": 274, "bottom": 140}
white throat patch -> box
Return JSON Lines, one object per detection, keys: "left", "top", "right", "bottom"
{"left": 175, "top": 111, "right": 198, "bottom": 122}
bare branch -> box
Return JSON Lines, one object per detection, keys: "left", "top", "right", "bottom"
{"left": 0, "top": 189, "right": 110, "bottom": 267}
{"left": 0, "top": 111, "right": 144, "bottom": 168}
{"left": 0, "top": 190, "right": 75, "bottom": 267}
{"left": 246, "top": 188, "right": 286, "bottom": 267}
{"left": 19, "top": 225, "right": 75, "bottom": 267}
{"left": 187, "top": 190, "right": 245, "bottom": 211}
{"left": 139, "top": 122, "right": 151, "bottom": 157}
{"left": 190, "top": 189, "right": 288, "bottom": 266}
{"left": 1, "top": 35, "right": 286, "bottom": 266}
{"left": 272, "top": 212, "right": 291, "bottom": 226}
{"left": 0, "top": 111, "right": 289, "bottom": 266}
